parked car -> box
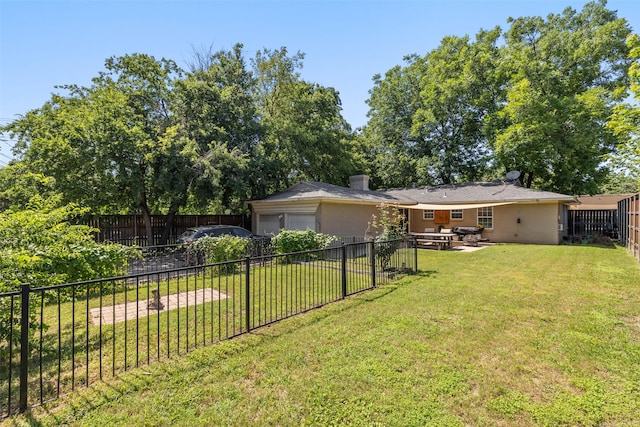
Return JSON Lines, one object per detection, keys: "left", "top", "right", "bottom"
{"left": 177, "top": 225, "right": 256, "bottom": 243}
{"left": 177, "top": 225, "right": 273, "bottom": 261}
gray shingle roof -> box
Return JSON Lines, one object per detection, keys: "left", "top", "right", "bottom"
{"left": 252, "top": 180, "right": 576, "bottom": 205}
{"left": 252, "top": 181, "right": 399, "bottom": 203}
{"left": 381, "top": 181, "right": 576, "bottom": 204}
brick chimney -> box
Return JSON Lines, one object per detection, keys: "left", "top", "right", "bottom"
{"left": 349, "top": 175, "right": 370, "bottom": 191}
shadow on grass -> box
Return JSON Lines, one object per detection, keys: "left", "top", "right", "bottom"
{"left": 416, "top": 270, "right": 437, "bottom": 277}
{"left": 34, "top": 369, "right": 156, "bottom": 426}
{"left": 250, "top": 285, "right": 400, "bottom": 340}
{"left": 18, "top": 276, "right": 424, "bottom": 424}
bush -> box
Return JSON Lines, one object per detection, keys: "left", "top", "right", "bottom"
{"left": 271, "top": 230, "right": 335, "bottom": 254}
{"left": 0, "top": 197, "right": 135, "bottom": 293}
{"left": 188, "top": 235, "right": 250, "bottom": 272}
{"left": 0, "top": 196, "right": 136, "bottom": 356}
{"left": 271, "top": 230, "right": 336, "bottom": 262}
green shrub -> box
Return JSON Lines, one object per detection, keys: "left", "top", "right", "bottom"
{"left": 189, "top": 235, "right": 249, "bottom": 271}
{"left": 0, "top": 196, "right": 135, "bottom": 293}
{"left": 0, "top": 196, "right": 136, "bottom": 356}
{"left": 370, "top": 203, "right": 406, "bottom": 270}
{"left": 271, "top": 230, "right": 336, "bottom": 255}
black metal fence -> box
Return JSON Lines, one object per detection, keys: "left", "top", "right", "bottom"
{"left": 567, "top": 209, "right": 618, "bottom": 239}
{"left": 0, "top": 238, "right": 417, "bottom": 417}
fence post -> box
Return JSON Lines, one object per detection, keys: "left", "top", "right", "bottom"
{"left": 370, "top": 240, "right": 376, "bottom": 288}
{"left": 341, "top": 244, "right": 347, "bottom": 298}
{"left": 19, "top": 283, "right": 30, "bottom": 413}
{"left": 413, "top": 236, "right": 418, "bottom": 273}
{"left": 245, "top": 256, "right": 251, "bottom": 332}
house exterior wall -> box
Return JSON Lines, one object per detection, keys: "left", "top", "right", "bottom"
{"left": 316, "top": 203, "right": 378, "bottom": 237}
{"left": 251, "top": 201, "right": 378, "bottom": 237}
{"left": 487, "top": 203, "right": 561, "bottom": 244}
{"left": 409, "top": 202, "right": 563, "bottom": 245}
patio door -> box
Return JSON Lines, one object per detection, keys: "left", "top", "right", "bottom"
{"left": 434, "top": 210, "right": 450, "bottom": 224}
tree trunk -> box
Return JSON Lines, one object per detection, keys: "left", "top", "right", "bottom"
{"left": 525, "top": 172, "right": 534, "bottom": 188}
{"left": 160, "top": 209, "right": 177, "bottom": 245}
{"left": 139, "top": 192, "right": 154, "bottom": 247}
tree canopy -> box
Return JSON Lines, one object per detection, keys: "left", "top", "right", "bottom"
{"left": 2, "top": 45, "right": 358, "bottom": 243}
{"left": 1, "top": 0, "right": 639, "bottom": 231}
{"left": 363, "top": 0, "right": 635, "bottom": 195}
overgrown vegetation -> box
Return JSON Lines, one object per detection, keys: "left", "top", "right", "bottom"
{"left": 271, "top": 230, "right": 336, "bottom": 261}
{"left": 0, "top": 196, "right": 135, "bottom": 355}
{"left": 369, "top": 202, "right": 406, "bottom": 270}
{"left": 8, "top": 244, "right": 640, "bottom": 426}
{"left": 187, "top": 235, "right": 250, "bottom": 270}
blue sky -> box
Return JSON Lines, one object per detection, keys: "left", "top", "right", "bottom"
{"left": 1, "top": 0, "right": 639, "bottom": 167}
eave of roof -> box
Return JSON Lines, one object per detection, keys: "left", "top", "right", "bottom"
{"left": 381, "top": 181, "right": 577, "bottom": 204}
{"left": 248, "top": 180, "right": 404, "bottom": 204}
{"left": 248, "top": 180, "right": 578, "bottom": 206}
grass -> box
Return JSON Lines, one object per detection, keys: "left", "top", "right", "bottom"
{"left": 2, "top": 248, "right": 412, "bottom": 414}
{"left": 6, "top": 243, "right": 640, "bottom": 426}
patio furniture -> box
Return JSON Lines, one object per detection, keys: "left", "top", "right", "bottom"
{"left": 409, "top": 232, "right": 455, "bottom": 250}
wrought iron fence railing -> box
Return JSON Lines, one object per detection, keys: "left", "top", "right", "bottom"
{"left": 0, "top": 238, "right": 417, "bottom": 417}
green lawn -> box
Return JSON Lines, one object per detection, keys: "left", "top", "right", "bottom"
{"left": 8, "top": 243, "right": 640, "bottom": 426}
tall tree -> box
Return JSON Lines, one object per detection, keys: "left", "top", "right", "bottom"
{"left": 3, "top": 54, "right": 223, "bottom": 245}
{"left": 494, "top": 1, "right": 632, "bottom": 194}
{"left": 364, "top": 28, "right": 503, "bottom": 187}
{"left": 176, "top": 43, "right": 257, "bottom": 212}
{"left": 252, "top": 47, "right": 358, "bottom": 191}
{"left": 362, "top": 57, "right": 423, "bottom": 189}
{"left": 607, "top": 33, "right": 640, "bottom": 180}
{"left": 411, "top": 28, "right": 503, "bottom": 185}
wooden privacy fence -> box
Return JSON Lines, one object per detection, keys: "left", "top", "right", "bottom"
{"left": 78, "top": 214, "right": 250, "bottom": 246}
{"left": 618, "top": 193, "right": 640, "bottom": 262}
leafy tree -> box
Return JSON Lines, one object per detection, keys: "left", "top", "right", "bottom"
{"left": 412, "top": 28, "right": 504, "bottom": 185}
{"left": 176, "top": 43, "right": 257, "bottom": 212}
{"left": 607, "top": 33, "right": 640, "bottom": 179}
{"left": 364, "top": 28, "right": 504, "bottom": 187}
{"left": 0, "top": 196, "right": 134, "bottom": 351}
{"left": 362, "top": 58, "right": 423, "bottom": 189}
{"left": 253, "top": 47, "right": 358, "bottom": 191}
{"left": 0, "top": 161, "right": 57, "bottom": 210}
{"left": 4, "top": 55, "right": 181, "bottom": 243}
{"left": 600, "top": 169, "right": 639, "bottom": 193}
{"left": 494, "top": 1, "right": 632, "bottom": 194}
{"left": 2, "top": 54, "right": 238, "bottom": 244}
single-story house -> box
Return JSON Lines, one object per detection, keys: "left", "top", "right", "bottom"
{"left": 248, "top": 175, "right": 579, "bottom": 245}
{"left": 249, "top": 175, "right": 396, "bottom": 237}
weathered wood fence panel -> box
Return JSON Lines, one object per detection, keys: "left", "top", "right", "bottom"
{"left": 618, "top": 194, "right": 640, "bottom": 263}
{"left": 78, "top": 214, "right": 250, "bottom": 246}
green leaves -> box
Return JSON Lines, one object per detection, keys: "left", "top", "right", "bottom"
{"left": 364, "top": 1, "right": 634, "bottom": 194}
{"left": 271, "top": 230, "right": 335, "bottom": 256}
{"left": 495, "top": 1, "right": 631, "bottom": 193}
{"left": 607, "top": 33, "right": 640, "bottom": 179}
{"left": 0, "top": 197, "right": 133, "bottom": 291}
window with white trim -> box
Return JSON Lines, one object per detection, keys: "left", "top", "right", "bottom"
{"left": 451, "top": 209, "right": 463, "bottom": 220}
{"left": 477, "top": 207, "right": 493, "bottom": 229}
{"left": 423, "top": 210, "right": 434, "bottom": 220}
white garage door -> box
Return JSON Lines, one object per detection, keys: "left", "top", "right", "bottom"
{"left": 257, "top": 214, "right": 281, "bottom": 236}
{"left": 287, "top": 214, "right": 316, "bottom": 231}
